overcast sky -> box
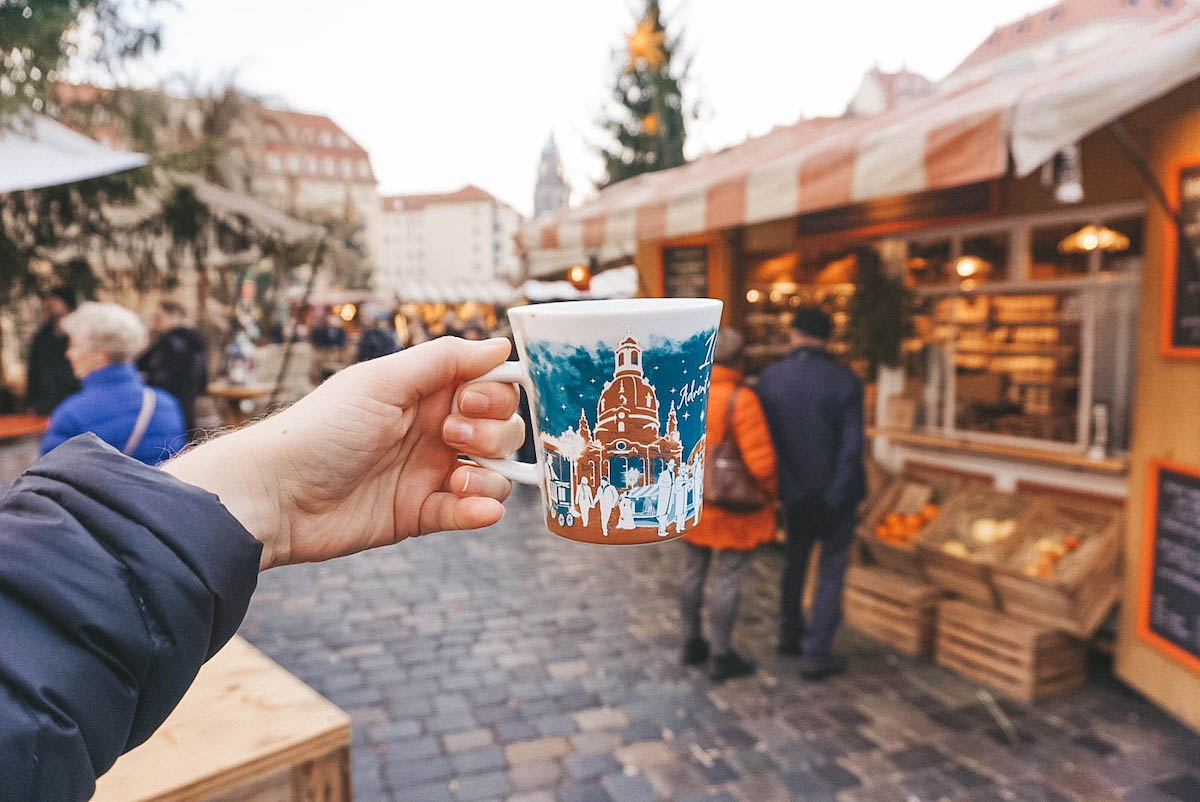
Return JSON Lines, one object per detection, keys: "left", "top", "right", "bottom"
{"left": 133, "top": 0, "right": 1054, "bottom": 216}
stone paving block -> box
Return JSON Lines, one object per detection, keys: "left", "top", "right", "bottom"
{"left": 533, "top": 714, "right": 579, "bottom": 737}
{"left": 596, "top": 773, "right": 656, "bottom": 802}
{"left": 778, "top": 768, "right": 837, "bottom": 801}
{"left": 569, "top": 731, "right": 622, "bottom": 755}
{"left": 443, "top": 728, "right": 496, "bottom": 752}
{"left": 555, "top": 781, "right": 611, "bottom": 802}
{"left": 430, "top": 711, "right": 480, "bottom": 733}
{"left": 570, "top": 707, "right": 630, "bottom": 732}
{"left": 369, "top": 718, "right": 423, "bottom": 743}
{"left": 564, "top": 752, "right": 621, "bottom": 783}
{"left": 643, "top": 760, "right": 708, "bottom": 798}
{"left": 613, "top": 740, "right": 676, "bottom": 770}
{"left": 506, "top": 736, "right": 574, "bottom": 764}
{"left": 452, "top": 746, "right": 508, "bottom": 776}
{"left": 507, "top": 792, "right": 557, "bottom": 802}
{"left": 394, "top": 781, "right": 453, "bottom": 802}
{"left": 509, "top": 759, "right": 565, "bottom": 792}
{"left": 547, "top": 659, "right": 590, "bottom": 680}
{"left": 385, "top": 755, "right": 454, "bottom": 786}
{"left": 387, "top": 735, "right": 441, "bottom": 761}
{"left": 451, "top": 769, "right": 509, "bottom": 801}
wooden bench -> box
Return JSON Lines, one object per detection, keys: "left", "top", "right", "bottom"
{"left": 94, "top": 636, "right": 351, "bottom": 802}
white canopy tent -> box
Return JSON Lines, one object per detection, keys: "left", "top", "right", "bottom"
{"left": 0, "top": 114, "right": 148, "bottom": 194}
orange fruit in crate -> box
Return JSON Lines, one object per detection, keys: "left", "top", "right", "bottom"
{"left": 1063, "top": 535, "right": 1081, "bottom": 551}
{"left": 903, "top": 514, "right": 924, "bottom": 532}
{"left": 874, "top": 524, "right": 889, "bottom": 540}
{"left": 884, "top": 513, "right": 902, "bottom": 527}
{"left": 920, "top": 504, "right": 940, "bottom": 521}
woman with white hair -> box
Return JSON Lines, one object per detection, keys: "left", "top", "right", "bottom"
{"left": 40, "top": 302, "right": 186, "bottom": 465}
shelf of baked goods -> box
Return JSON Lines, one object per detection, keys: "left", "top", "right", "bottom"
{"left": 865, "top": 426, "right": 1129, "bottom": 474}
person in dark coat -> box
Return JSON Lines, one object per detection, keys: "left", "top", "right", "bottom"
{"left": 356, "top": 316, "right": 402, "bottom": 363}
{"left": 756, "top": 306, "right": 865, "bottom": 680}
{"left": 0, "top": 336, "right": 524, "bottom": 800}
{"left": 137, "top": 300, "right": 209, "bottom": 439}
{"left": 42, "top": 302, "right": 187, "bottom": 466}
{"left": 25, "top": 287, "right": 80, "bottom": 416}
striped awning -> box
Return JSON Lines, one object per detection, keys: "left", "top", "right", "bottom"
{"left": 524, "top": 8, "right": 1200, "bottom": 277}
{"left": 395, "top": 279, "right": 520, "bottom": 305}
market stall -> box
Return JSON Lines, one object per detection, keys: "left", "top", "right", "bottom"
{"left": 521, "top": 5, "right": 1200, "bottom": 726}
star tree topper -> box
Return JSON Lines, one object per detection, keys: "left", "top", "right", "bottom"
{"left": 628, "top": 15, "right": 666, "bottom": 72}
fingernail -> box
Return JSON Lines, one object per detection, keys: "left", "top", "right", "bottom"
{"left": 460, "top": 389, "right": 488, "bottom": 415}
{"left": 444, "top": 418, "right": 474, "bottom": 445}
{"left": 461, "top": 470, "right": 480, "bottom": 494}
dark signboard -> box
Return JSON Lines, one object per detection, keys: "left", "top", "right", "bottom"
{"left": 662, "top": 246, "right": 709, "bottom": 298}
{"left": 1138, "top": 461, "right": 1200, "bottom": 674}
{"left": 1164, "top": 161, "right": 1200, "bottom": 356}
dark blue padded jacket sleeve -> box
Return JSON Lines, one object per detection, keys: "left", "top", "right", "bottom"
{"left": 0, "top": 434, "right": 261, "bottom": 800}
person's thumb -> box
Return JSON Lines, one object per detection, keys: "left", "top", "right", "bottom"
{"left": 372, "top": 336, "right": 512, "bottom": 406}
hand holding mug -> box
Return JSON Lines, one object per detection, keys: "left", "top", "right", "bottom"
{"left": 165, "top": 337, "right": 525, "bottom": 569}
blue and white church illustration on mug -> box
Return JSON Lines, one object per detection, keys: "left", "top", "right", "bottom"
{"left": 525, "top": 328, "right": 717, "bottom": 543}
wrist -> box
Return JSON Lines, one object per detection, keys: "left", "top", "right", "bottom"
{"left": 163, "top": 424, "right": 289, "bottom": 571}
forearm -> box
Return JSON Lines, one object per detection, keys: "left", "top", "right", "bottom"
{"left": 163, "top": 419, "right": 287, "bottom": 571}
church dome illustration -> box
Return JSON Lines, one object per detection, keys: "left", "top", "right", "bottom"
{"left": 595, "top": 337, "right": 661, "bottom": 447}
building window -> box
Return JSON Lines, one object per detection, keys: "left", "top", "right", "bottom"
{"left": 338, "top": 134, "right": 350, "bottom": 148}
{"left": 357, "top": 161, "right": 371, "bottom": 178}
{"left": 306, "top": 155, "right": 318, "bottom": 174}
{"left": 319, "top": 131, "right": 333, "bottom": 147}
{"left": 342, "top": 159, "right": 353, "bottom": 178}
{"left": 286, "top": 154, "right": 301, "bottom": 173}
{"left": 323, "top": 157, "right": 335, "bottom": 176}
{"left": 266, "top": 153, "right": 282, "bottom": 171}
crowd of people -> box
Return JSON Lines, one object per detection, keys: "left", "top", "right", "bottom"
{"left": 27, "top": 290, "right": 209, "bottom": 466}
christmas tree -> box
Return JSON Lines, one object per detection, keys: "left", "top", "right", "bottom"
{"left": 597, "top": 0, "right": 688, "bottom": 188}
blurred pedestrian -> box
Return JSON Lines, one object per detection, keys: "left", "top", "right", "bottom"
{"left": 757, "top": 307, "right": 865, "bottom": 680}
{"left": 356, "top": 316, "right": 402, "bottom": 363}
{"left": 26, "top": 287, "right": 80, "bottom": 416}
{"left": 679, "top": 330, "right": 777, "bottom": 682}
{"left": 310, "top": 313, "right": 348, "bottom": 383}
{"left": 42, "top": 302, "right": 186, "bottom": 465}
{"left": 137, "top": 300, "right": 209, "bottom": 440}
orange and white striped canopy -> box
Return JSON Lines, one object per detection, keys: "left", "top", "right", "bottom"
{"left": 524, "top": 7, "right": 1200, "bottom": 276}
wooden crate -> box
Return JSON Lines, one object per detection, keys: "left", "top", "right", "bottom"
{"left": 857, "top": 467, "right": 973, "bottom": 577}
{"left": 936, "top": 599, "right": 1086, "bottom": 702}
{"left": 993, "top": 497, "right": 1123, "bottom": 638}
{"left": 845, "top": 565, "right": 942, "bottom": 656}
{"left": 94, "top": 637, "right": 351, "bottom": 802}
{"left": 915, "top": 489, "right": 1034, "bottom": 606}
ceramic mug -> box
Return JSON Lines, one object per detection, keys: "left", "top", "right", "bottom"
{"left": 459, "top": 298, "right": 723, "bottom": 545}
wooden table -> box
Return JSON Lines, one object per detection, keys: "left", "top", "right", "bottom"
{"left": 206, "top": 383, "right": 273, "bottom": 427}
{"left": 867, "top": 426, "right": 1130, "bottom": 475}
{"left": 0, "top": 414, "right": 47, "bottom": 486}
{"left": 94, "top": 636, "right": 351, "bottom": 802}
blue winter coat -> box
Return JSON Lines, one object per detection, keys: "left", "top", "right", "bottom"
{"left": 40, "top": 363, "right": 187, "bottom": 465}
{"left": 0, "top": 434, "right": 261, "bottom": 800}
{"left": 756, "top": 346, "right": 866, "bottom": 512}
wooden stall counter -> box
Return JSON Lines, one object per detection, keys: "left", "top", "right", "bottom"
{"left": 94, "top": 636, "right": 351, "bottom": 802}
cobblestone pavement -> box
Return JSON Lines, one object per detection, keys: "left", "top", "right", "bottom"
{"left": 241, "top": 486, "right": 1200, "bottom": 802}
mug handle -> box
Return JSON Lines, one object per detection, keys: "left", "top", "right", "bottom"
{"left": 453, "top": 361, "right": 541, "bottom": 486}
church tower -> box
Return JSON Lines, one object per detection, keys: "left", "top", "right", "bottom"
{"left": 534, "top": 134, "right": 570, "bottom": 219}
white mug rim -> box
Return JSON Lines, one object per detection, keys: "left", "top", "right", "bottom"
{"left": 509, "top": 298, "right": 721, "bottom": 319}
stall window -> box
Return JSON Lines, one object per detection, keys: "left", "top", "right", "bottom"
{"left": 906, "top": 239, "right": 953, "bottom": 286}
{"left": 959, "top": 233, "right": 1009, "bottom": 284}
{"left": 1031, "top": 223, "right": 1089, "bottom": 278}
{"left": 1100, "top": 216, "right": 1143, "bottom": 272}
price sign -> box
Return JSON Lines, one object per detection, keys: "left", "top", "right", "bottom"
{"left": 1138, "top": 460, "right": 1200, "bottom": 673}
{"left": 662, "top": 246, "right": 709, "bottom": 298}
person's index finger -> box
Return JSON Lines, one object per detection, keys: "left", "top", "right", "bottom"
{"left": 374, "top": 337, "right": 511, "bottom": 407}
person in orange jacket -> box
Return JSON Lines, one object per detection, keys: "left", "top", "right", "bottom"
{"left": 679, "top": 329, "right": 778, "bottom": 682}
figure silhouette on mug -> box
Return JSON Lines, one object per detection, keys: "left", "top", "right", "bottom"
{"left": 656, "top": 461, "right": 676, "bottom": 537}
{"left": 576, "top": 476, "right": 594, "bottom": 527}
{"left": 597, "top": 476, "right": 620, "bottom": 537}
